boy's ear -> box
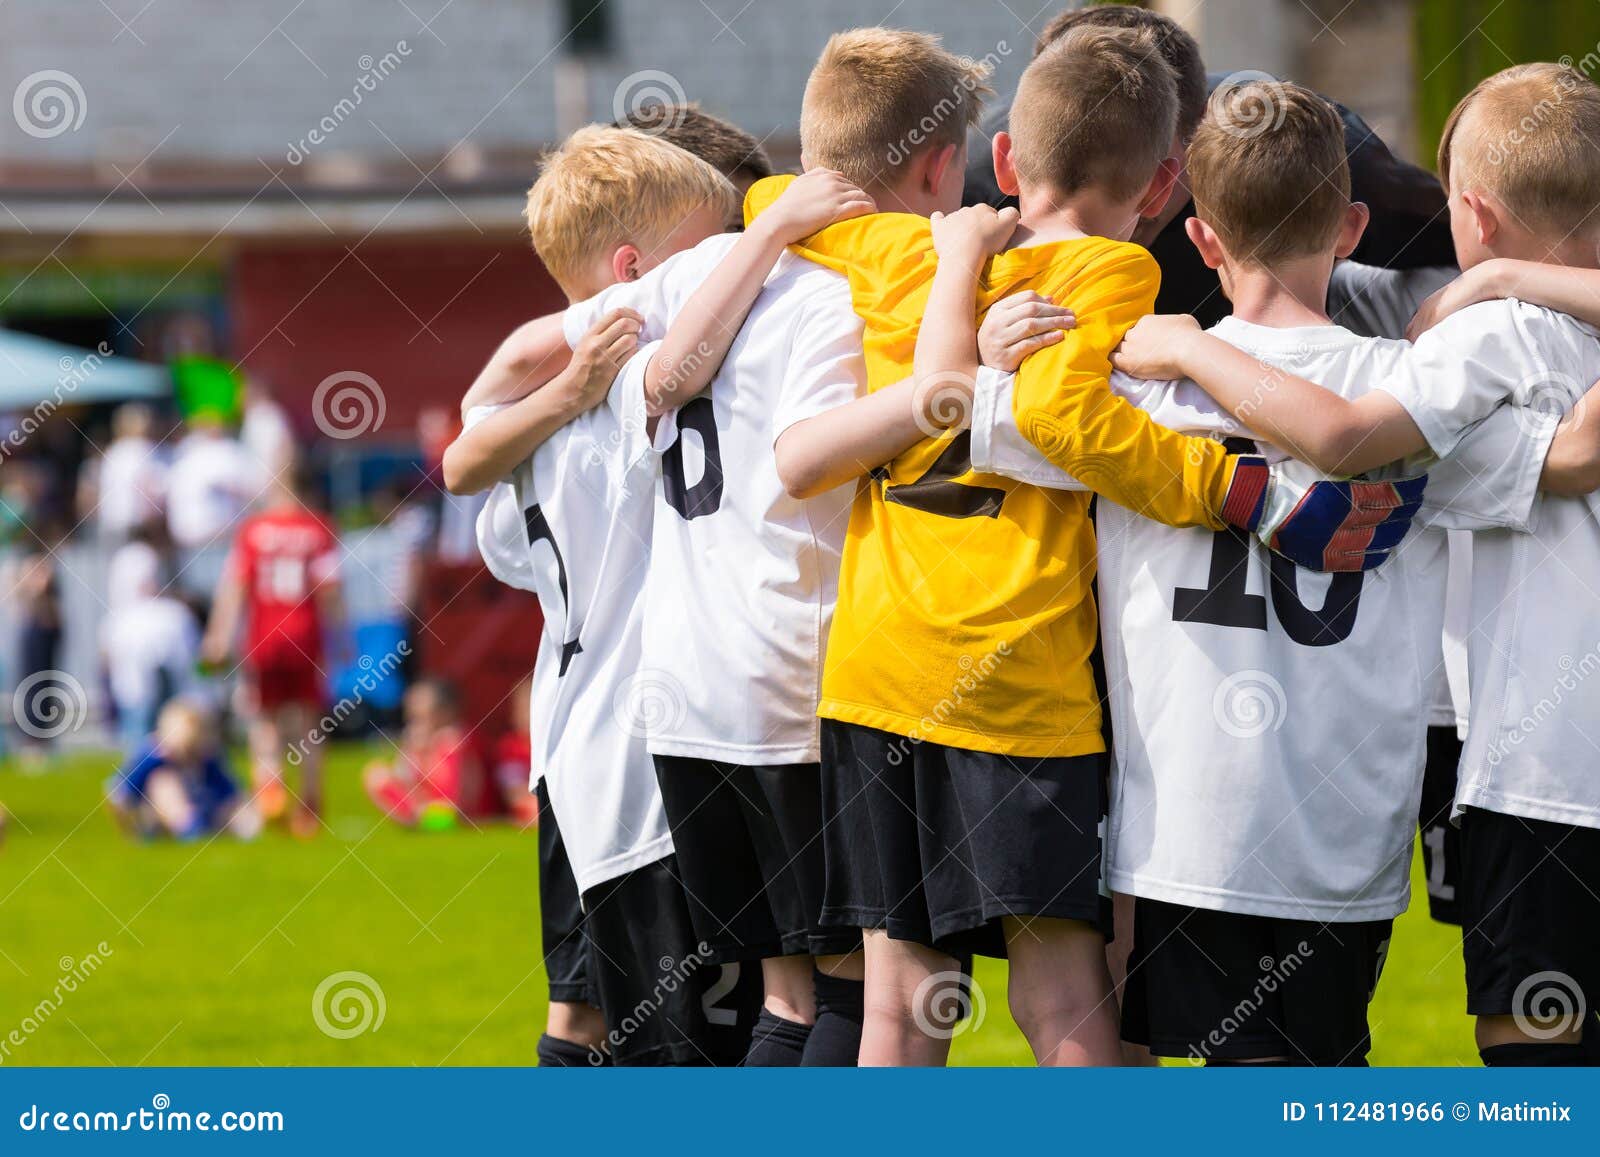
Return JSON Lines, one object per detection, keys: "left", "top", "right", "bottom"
{"left": 1461, "top": 189, "right": 1500, "bottom": 246}
{"left": 611, "top": 244, "right": 643, "bottom": 284}
{"left": 1335, "top": 201, "right": 1371, "bottom": 259}
{"left": 1137, "top": 156, "right": 1182, "bottom": 221}
{"left": 1184, "top": 216, "right": 1228, "bottom": 270}
{"left": 992, "top": 132, "right": 1021, "bottom": 197}
{"left": 921, "top": 142, "right": 960, "bottom": 196}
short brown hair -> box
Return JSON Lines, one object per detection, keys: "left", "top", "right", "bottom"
{"left": 1009, "top": 24, "right": 1177, "bottom": 203}
{"left": 524, "top": 125, "right": 739, "bottom": 299}
{"left": 800, "top": 27, "right": 992, "bottom": 187}
{"left": 1438, "top": 62, "right": 1600, "bottom": 239}
{"left": 619, "top": 102, "right": 773, "bottom": 187}
{"left": 1036, "top": 3, "right": 1207, "bottom": 142}
{"left": 1185, "top": 79, "right": 1349, "bottom": 266}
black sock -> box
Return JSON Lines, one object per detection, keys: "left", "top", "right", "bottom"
{"left": 744, "top": 1009, "right": 811, "bottom": 1067}
{"left": 801, "top": 971, "right": 864, "bottom": 1067}
{"left": 1480, "top": 1041, "right": 1588, "bottom": 1067}
{"left": 538, "top": 1032, "right": 605, "bottom": 1067}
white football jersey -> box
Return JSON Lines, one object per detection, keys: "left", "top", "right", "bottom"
{"left": 1380, "top": 300, "right": 1600, "bottom": 831}
{"left": 465, "top": 351, "right": 673, "bottom": 894}
{"left": 563, "top": 234, "right": 865, "bottom": 764}
{"left": 972, "top": 316, "right": 1548, "bottom": 919}
{"left": 1328, "top": 261, "right": 1467, "bottom": 728}
{"left": 474, "top": 480, "right": 559, "bottom": 790}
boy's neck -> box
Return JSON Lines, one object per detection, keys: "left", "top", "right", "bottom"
{"left": 1011, "top": 184, "right": 1142, "bottom": 247}
{"left": 1221, "top": 255, "right": 1335, "bottom": 329}
{"left": 1483, "top": 232, "right": 1600, "bottom": 269}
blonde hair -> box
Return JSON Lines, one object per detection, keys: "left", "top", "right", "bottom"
{"left": 1438, "top": 62, "right": 1600, "bottom": 239}
{"left": 524, "top": 125, "right": 739, "bottom": 299}
{"left": 1009, "top": 24, "right": 1177, "bottom": 203}
{"left": 800, "top": 27, "right": 992, "bottom": 187}
{"left": 1187, "top": 80, "right": 1350, "bottom": 266}
{"left": 156, "top": 699, "right": 213, "bottom": 755}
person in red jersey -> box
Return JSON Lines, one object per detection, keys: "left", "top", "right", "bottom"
{"left": 202, "top": 461, "right": 341, "bottom": 838}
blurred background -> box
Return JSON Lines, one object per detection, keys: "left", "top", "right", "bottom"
{"left": 0, "top": 0, "right": 1596, "bottom": 1066}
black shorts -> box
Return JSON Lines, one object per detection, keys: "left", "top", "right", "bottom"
{"left": 536, "top": 780, "right": 594, "bottom": 1006}
{"left": 818, "top": 720, "right": 1111, "bottom": 959}
{"left": 652, "top": 755, "right": 860, "bottom": 962}
{"left": 1122, "top": 898, "right": 1392, "bottom": 1065}
{"left": 1418, "top": 726, "right": 1464, "bottom": 925}
{"left": 582, "top": 855, "right": 764, "bottom": 1066}
{"left": 1458, "top": 806, "right": 1600, "bottom": 1034}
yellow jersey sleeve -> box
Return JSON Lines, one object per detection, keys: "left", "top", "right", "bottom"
{"left": 1010, "top": 244, "right": 1233, "bottom": 531}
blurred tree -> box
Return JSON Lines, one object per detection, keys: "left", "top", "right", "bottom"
{"left": 1417, "top": 0, "right": 1600, "bottom": 160}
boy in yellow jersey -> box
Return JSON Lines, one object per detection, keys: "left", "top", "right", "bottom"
{"left": 741, "top": 25, "right": 1425, "bottom": 1066}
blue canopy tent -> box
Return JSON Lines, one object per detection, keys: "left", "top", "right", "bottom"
{"left": 0, "top": 328, "right": 168, "bottom": 410}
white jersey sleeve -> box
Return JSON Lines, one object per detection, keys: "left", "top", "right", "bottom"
{"left": 1326, "top": 261, "right": 1456, "bottom": 340}
{"left": 771, "top": 289, "right": 866, "bottom": 438}
{"left": 1378, "top": 299, "right": 1561, "bottom": 458}
{"left": 1420, "top": 404, "right": 1558, "bottom": 533}
{"left": 970, "top": 366, "right": 1243, "bottom": 488}
{"left": 562, "top": 234, "right": 740, "bottom": 348}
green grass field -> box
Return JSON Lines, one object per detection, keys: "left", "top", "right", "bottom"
{"left": 0, "top": 745, "right": 1479, "bottom": 1066}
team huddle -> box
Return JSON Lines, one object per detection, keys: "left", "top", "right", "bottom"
{"left": 444, "top": 4, "right": 1600, "bottom": 1067}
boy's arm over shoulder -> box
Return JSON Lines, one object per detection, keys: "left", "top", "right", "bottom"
{"left": 1010, "top": 242, "right": 1232, "bottom": 529}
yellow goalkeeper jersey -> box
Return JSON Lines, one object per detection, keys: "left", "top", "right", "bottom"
{"left": 746, "top": 176, "right": 1238, "bottom": 757}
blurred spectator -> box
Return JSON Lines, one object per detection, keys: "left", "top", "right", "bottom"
{"left": 167, "top": 415, "right": 263, "bottom": 599}
{"left": 494, "top": 674, "right": 538, "bottom": 828}
{"left": 7, "top": 550, "right": 64, "bottom": 770}
{"left": 240, "top": 380, "right": 295, "bottom": 483}
{"left": 202, "top": 462, "right": 340, "bottom": 839}
{"left": 78, "top": 403, "right": 170, "bottom": 543}
{"left": 364, "top": 678, "right": 488, "bottom": 829}
{"left": 100, "top": 542, "right": 201, "bottom": 753}
{"left": 106, "top": 699, "right": 260, "bottom": 840}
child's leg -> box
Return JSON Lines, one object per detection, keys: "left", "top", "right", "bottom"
{"left": 278, "top": 704, "right": 320, "bottom": 818}
{"left": 800, "top": 949, "right": 867, "bottom": 1066}
{"left": 246, "top": 703, "right": 287, "bottom": 820}
{"left": 1105, "top": 892, "right": 1158, "bottom": 1066}
{"left": 858, "top": 929, "right": 963, "bottom": 1067}
{"left": 1004, "top": 915, "right": 1122, "bottom": 1066}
